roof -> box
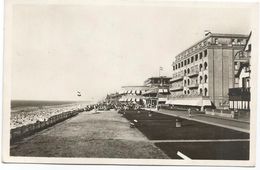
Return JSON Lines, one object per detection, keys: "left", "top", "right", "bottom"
{"left": 143, "top": 87, "right": 170, "bottom": 95}
{"left": 243, "top": 31, "right": 252, "bottom": 51}
{"left": 145, "top": 76, "right": 172, "bottom": 80}
{"left": 121, "top": 85, "right": 149, "bottom": 88}
{"left": 173, "top": 33, "right": 249, "bottom": 62}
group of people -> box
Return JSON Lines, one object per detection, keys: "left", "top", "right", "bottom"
{"left": 10, "top": 103, "right": 90, "bottom": 129}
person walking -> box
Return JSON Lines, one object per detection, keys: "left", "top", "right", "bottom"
{"left": 188, "top": 108, "right": 191, "bottom": 117}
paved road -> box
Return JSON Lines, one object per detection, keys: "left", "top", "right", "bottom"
{"left": 10, "top": 110, "right": 168, "bottom": 158}
{"left": 156, "top": 109, "right": 250, "bottom": 133}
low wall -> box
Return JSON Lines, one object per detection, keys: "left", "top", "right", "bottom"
{"left": 205, "top": 109, "right": 235, "bottom": 119}
{"left": 10, "top": 107, "right": 89, "bottom": 143}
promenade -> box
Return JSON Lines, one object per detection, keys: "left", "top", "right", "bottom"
{"left": 10, "top": 110, "right": 168, "bottom": 158}
{"left": 155, "top": 109, "right": 250, "bottom": 133}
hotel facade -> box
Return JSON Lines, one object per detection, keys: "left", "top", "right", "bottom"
{"left": 169, "top": 33, "right": 249, "bottom": 110}
{"left": 229, "top": 32, "right": 251, "bottom": 111}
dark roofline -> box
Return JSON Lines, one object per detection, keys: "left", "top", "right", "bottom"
{"left": 145, "top": 76, "right": 172, "bottom": 80}
{"left": 121, "top": 85, "right": 149, "bottom": 88}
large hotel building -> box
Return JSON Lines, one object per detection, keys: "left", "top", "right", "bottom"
{"left": 169, "top": 33, "right": 249, "bottom": 110}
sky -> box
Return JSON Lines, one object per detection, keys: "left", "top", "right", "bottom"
{"left": 11, "top": 2, "right": 256, "bottom": 101}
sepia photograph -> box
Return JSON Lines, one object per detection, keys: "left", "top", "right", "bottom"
{"left": 2, "top": 0, "right": 259, "bottom": 166}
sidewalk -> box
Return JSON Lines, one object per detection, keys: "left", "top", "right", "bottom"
{"left": 151, "top": 109, "right": 250, "bottom": 133}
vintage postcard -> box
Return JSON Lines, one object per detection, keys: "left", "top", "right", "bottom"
{"left": 2, "top": 0, "right": 259, "bottom": 166}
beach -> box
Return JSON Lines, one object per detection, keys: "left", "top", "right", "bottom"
{"left": 10, "top": 100, "right": 91, "bottom": 129}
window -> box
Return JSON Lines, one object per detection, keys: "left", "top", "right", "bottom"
{"left": 184, "top": 80, "right": 186, "bottom": 85}
{"left": 187, "top": 58, "right": 190, "bottom": 64}
{"left": 235, "top": 78, "right": 239, "bottom": 84}
{"left": 199, "top": 64, "right": 203, "bottom": 71}
{"left": 204, "top": 62, "right": 208, "bottom": 70}
{"left": 246, "top": 78, "right": 250, "bottom": 88}
{"left": 248, "top": 44, "right": 252, "bottom": 51}
{"left": 195, "top": 54, "right": 198, "bottom": 61}
{"left": 199, "top": 88, "right": 203, "bottom": 95}
{"left": 184, "top": 90, "right": 186, "bottom": 94}
{"left": 199, "top": 52, "right": 203, "bottom": 59}
{"left": 184, "top": 60, "right": 187, "bottom": 66}
{"left": 184, "top": 69, "right": 187, "bottom": 75}
{"left": 199, "top": 76, "right": 203, "bottom": 83}
{"left": 191, "top": 56, "right": 194, "bottom": 63}
{"left": 187, "top": 90, "right": 190, "bottom": 95}
{"left": 181, "top": 61, "right": 183, "bottom": 67}
{"left": 204, "top": 88, "right": 208, "bottom": 96}
{"left": 234, "top": 62, "right": 239, "bottom": 70}
{"left": 204, "top": 74, "right": 208, "bottom": 83}
{"left": 187, "top": 68, "right": 190, "bottom": 74}
{"left": 187, "top": 79, "right": 190, "bottom": 85}
{"left": 204, "top": 50, "right": 207, "bottom": 57}
{"left": 178, "top": 63, "right": 180, "bottom": 68}
{"left": 173, "top": 66, "right": 175, "bottom": 70}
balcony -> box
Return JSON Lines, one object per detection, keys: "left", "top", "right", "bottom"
{"left": 229, "top": 87, "right": 250, "bottom": 101}
{"left": 169, "top": 85, "right": 184, "bottom": 92}
{"left": 188, "top": 82, "right": 199, "bottom": 88}
{"left": 187, "top": 70, "right": 199, "bottom": 77}
{"left": 170, "top": 76, "right": 184, "bottom": 83}
{"left": 235, "top": 51, "right": 250, "bottom": 63}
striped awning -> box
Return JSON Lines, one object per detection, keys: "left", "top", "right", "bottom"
{"left": 165, "top": 98, "right": 212, "bottom": 107}
{"left": 143, "top": 88, "right": 158, "bottom": 95}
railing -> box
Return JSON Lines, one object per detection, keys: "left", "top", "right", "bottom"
{"left": 188, "top": 82, "right": 199, "bottom": 88}
{"left": 229, "top": 87, "right": 250, "bottom": 94}
{"left": 167, "top": 95, "right": 210, "bottom": 100}
{"left": 187, "top": 70, "right": 199, "bottom": 77}
{"left": 169, "top": 85, "right": 184, "bottom": 91}
{"left": 170, "top": 76, "right": 184, "bottom": 82}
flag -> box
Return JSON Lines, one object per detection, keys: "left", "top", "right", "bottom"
{"left": 77, "top": 91, "right": 81, "bottom": 97}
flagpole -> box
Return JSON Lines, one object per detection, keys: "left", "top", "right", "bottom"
{"left": 159, "top": 66, "right": 163, "bottom": 77}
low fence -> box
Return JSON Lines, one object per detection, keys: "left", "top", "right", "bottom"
{"left": 10, "top": 107, "right": 89, "bottom": 143}
{"left": 159, "top": 105, "right": 205, "bottom": 114}
{"left": 205, "top": 109, "right": 237, "bottom": 119}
